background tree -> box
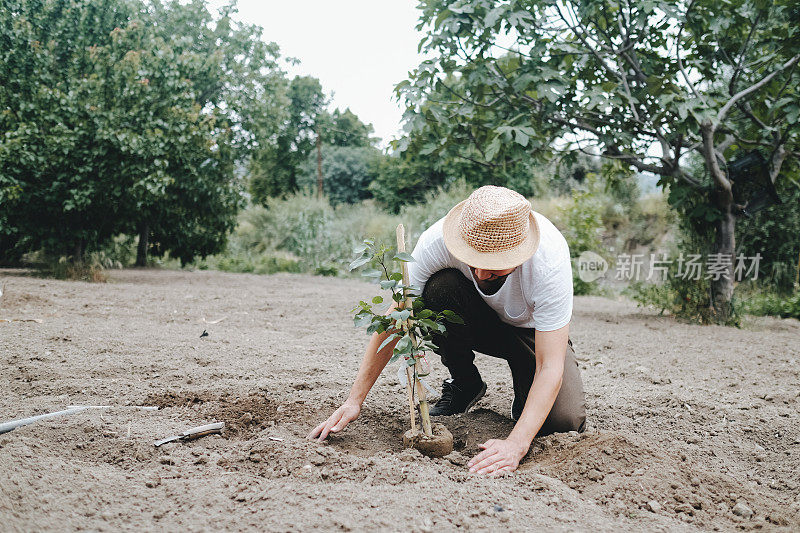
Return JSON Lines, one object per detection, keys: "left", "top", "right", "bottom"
{"left": 1, "top": 0, "right": 137, "bottom": 262}
{"left": 0, "top": 0, "right": 286, "bottom": 266}
{"left": 293, "top": 107, "right": 380, "bottom": 205}
{"left": 399, "top": 0, "right": 800, "bottom": 322}
{"left": 116, "top": 1, "right": 286, "bottom": 265}
{"left": 297, "top": 145, "right": 380, "bottom": 205}
{"left": 385, "top": 73, "right": 549, "bottom": 211}
{"left": 249, "top": 75, "right": 327, "bottom": 203}
{"left": 327, "top": 108, "right": 376, "bottom": 148}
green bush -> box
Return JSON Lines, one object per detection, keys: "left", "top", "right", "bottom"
{"left": 626, "top": 274, "right": 721, "bottom": 325}
{"left": 45, "top": 251, "right": 123, "bottom": 282}
{"left": 737, "top": 288, "right": 800, "bottom": 320}
{"left": 212, "top": 253, "right": 303, "bottom": 275}
{"left": 218, "top": 194, "right": 398, "bottom": 275}
{"left": 624, "top": 230, "right": 740, "bottom": 326}
{"left": 195, "top": 179, "right": 678, "bottom": 291}
{"left": 736, "top": 178, "right": 800, "bottom": 293}
{"left": 216, "top": 181, "right": 478, "bottom": 278}
{"left": 559, "top": 174, "right": 605, "bottom": 295}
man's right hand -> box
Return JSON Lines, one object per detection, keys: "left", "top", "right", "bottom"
{"left": 307, "top": 400, "right": 361, "bottom": 441}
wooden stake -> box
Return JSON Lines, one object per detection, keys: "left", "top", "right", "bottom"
{"left": 404, "top": 365, "right": 417, "bottom": 435}
{"left": 396, "top": 224, "right": 433, "bottom": 437}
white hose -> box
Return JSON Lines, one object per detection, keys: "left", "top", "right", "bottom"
{"left": 0, "top": 407, "right": 89, "bottom": 435}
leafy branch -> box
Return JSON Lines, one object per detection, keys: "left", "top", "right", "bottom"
{"left": 349, "top": 240, "right": 462, "bottom": 370}
{"left": 349, "top": 236, "right": 463, "bottom": 437}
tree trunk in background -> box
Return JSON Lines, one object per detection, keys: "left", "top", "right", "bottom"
{"left": 73, "top": 241, "right": 83, "bottom": 265}
{"left": 136, "top": 223, "right": 149, "bottom": 267}
{"left": 710, "top": 201, "right": 736, "bottom": 323}
{"left": 316, "top": 123, "right": 323, "bottom": 199}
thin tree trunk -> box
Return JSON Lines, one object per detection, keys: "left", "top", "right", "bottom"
{"left": 136, "top": 223, "right": 149, "bottom": 267}
{"left": 710, "top": 201, "right": 736, "bottom": 322}
{"left": 700, "top": 122, "right": 737, "bottom": 324}
{"left": 73, "top": 241, "right": 83, "bottom": 265}
{"left": 316, "top": 124, "right": 323, "bottom": 199}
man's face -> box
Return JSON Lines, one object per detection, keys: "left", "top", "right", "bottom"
{"left": 469, "top": 266, "right": 516, "bottom": 282}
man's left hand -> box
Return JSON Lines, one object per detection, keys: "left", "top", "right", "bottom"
{"left": 468, "top": 438, "right": 528, "bottom": 476}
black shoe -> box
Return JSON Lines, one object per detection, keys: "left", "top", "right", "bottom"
{"left": 429, "top": 378, "right": 486, "bottom": 416}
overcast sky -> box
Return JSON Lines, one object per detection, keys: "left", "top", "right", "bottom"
{"left": 209, "top": 1, "right": 426, "bottom": 148}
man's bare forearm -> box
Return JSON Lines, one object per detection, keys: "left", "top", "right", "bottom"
{"left": 345, "top": 330, "right": 399, "bottom": 405}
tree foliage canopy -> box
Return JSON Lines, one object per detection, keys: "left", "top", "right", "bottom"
{"left": 401, "top": 0, "right": 799, "bottom": 186}
{"left": 399, "top": 0, "right": 800, "bottom": 318}
{"left": 1, "top": 0, "right": 286, "bottom": 263}
{"left": 248, "top": 75, "right": 327, "bottom": 203}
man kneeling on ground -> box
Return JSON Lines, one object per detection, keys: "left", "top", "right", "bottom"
{"left": 309, "top": 185, "right": 586, "bottom": 475}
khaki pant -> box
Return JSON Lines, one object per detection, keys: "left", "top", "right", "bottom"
{"left": 421, "top": 268, "right": 587, "bottom": 435}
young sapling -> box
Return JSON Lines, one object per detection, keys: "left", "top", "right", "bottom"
{"left": 349, "top": 224, "right": 461, "bottom": 456}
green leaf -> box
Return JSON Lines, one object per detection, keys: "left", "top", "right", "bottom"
{"left": 394, "top": 335, "right": 412, "bottom": 354}
{"left": 393, "top": 252, "right": 415, "bottom": 263}
{"left": 391, "top": 309, "right": 411, "bottom": 321}
{"left": 378, "top": 333, "right": 399, "bottom": 353}
{"left": 434, "top": 9, "right": 453, "bottom": 29}
{"left": 419, "top": 143, "right": 437, "bottom": 155}
{"left": 442, "top": 310, "right": 464, "bottom": 324}
{"left": 349, "top": 254, "right": 370, "bottom": 271}
{"left": 380, "top": 279, "right": 398, "bottom": 290}
{"left": 484, "top": 7, "right": 504, "bottom": 27}
{"left": 419, "top": 318, "right": 439, "bottom": 330}
{"left": 353, "top": 314, "right": 373, "bottom": 328}
{"left": 372, "top": 295, "right": 383, "bottom": 304}
{"left": 786, "top": 104, "right": 799, "bottom": 124}
{"left": 485, "top": 136, "right": 502, "bottom": 161}
{"left": 361, "top": 268, "right": 381, "bottom": 279}
{"left": 515, "top": 128, "right": 529, "bottom": 147}
{"left": 374, "top": 301, "right": 392, "bottom": 313}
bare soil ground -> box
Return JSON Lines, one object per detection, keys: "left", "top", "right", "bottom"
{"left": 1, "top": 268, "right": 798, "bottom": 532}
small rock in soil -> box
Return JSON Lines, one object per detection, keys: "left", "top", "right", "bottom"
{"left": 732, "top": 502, "right": 754, "bottom": 519}
{"left": 647, "top": 500, "right": 662, "bottom": 513}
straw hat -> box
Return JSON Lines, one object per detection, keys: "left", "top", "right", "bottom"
{"left": 442, "top": 186, "right": 540, "bottom": 270}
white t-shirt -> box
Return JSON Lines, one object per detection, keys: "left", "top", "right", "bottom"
{"left": 408, "top": 212, "right": 573, "bottom": 331}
